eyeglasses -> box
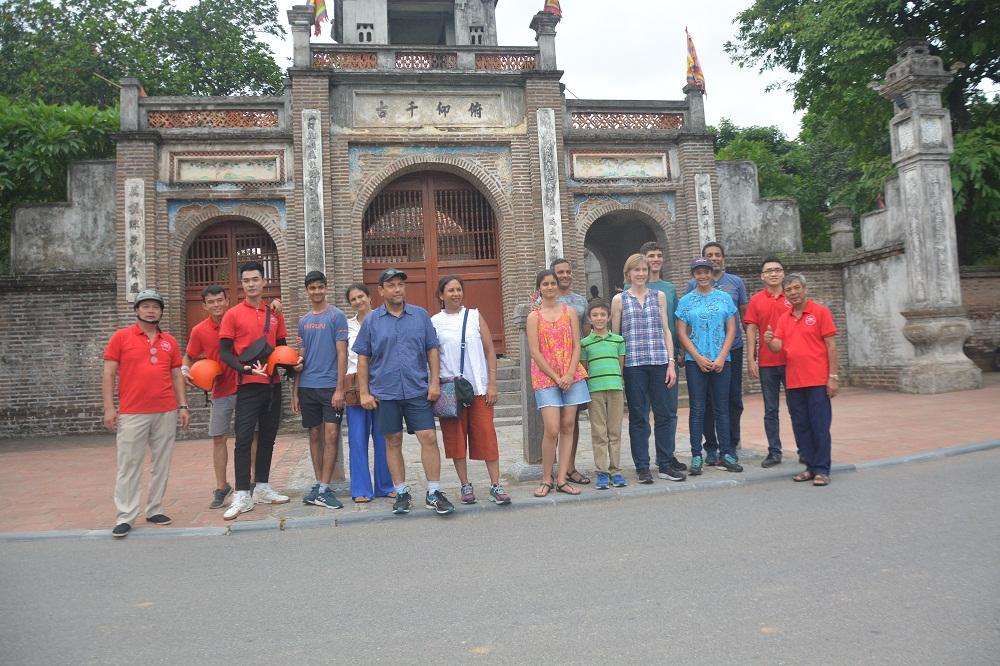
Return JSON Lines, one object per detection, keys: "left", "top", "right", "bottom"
{"left": 762, "top": 268, "right": 785, "bottom": 275}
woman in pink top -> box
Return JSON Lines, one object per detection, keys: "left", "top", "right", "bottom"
{"left": 526, "top": 269, "right": 590, "bottom": 497}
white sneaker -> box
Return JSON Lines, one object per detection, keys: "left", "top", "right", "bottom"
{"left": 223, "top": 491, "right": 254, "bottom": 520}
{"left": 252, "top": 486, "right": 289, "bottom": 505}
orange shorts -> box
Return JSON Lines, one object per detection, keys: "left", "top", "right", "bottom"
{"left": 440, "top": 395, "right": 500, "bottom": 461}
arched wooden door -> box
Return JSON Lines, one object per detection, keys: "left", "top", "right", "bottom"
{"left": 362, "top": 171, "right": 505, "bottom": 353}
{"left": 184, "top": 219, "right": 281, "bottom": 333}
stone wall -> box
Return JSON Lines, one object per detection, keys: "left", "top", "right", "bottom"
{"left": 716, "top": 161, "right": 801, "bottom": 256}
{"left": 961, "top": 267, "right": 1000, "bottom": 370}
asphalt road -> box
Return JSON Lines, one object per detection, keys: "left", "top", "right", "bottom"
{"left": 3, "top": 450, "right": 998, "bottom": 665}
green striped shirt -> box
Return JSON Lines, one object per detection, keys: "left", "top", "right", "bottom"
{"left": 580, "top": 331, "right": 625, "bottom": 392}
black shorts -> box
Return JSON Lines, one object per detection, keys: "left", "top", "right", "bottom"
{"left": 298, "top": 387, "right": 343, "bottom": 428}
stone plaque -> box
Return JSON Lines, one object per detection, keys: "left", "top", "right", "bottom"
{"left": 571, "top": 153, "right": 668, "bottom": 180}
{"left": 920, "top": 116, "right": 942, "bottom": 146}
{"left": 694, "top": 172, "right": 716, "bottom": 249}
{"left": 174, "top": 155, "right": 280, "bottom": 183}
{"left": 302, "top": 109, "right": 326, "bottom": 274}
{"left": 897, "top": 119, "right": 915, "bottom": 151}
{"left": 536, "top": 108, "right": 564, "bottom": 263}
{"left": 353, "top": 92, "right": 504, "bottom": 128}
{"left": 123, "top": 178, "right": 146, "bottom": 302}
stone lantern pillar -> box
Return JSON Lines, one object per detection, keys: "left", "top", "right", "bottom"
{"left": 826, "top": 206, "right": 855, "bottom": 254}
{"left": 876, "top": 40, "right": 981, "bottom": 393}
{"left": 529, "top": 10, "right": 560, "bottom": 71}
{"left": 287, "top": 5, "right": 314, "bottom": 68}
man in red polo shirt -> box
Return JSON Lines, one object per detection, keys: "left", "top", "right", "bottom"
{"left": 764, "top": 273, "right": 839, "bottom": 486}
{"left": 102, "top": 289, "right": 190, "bottom": 538}
{"left": 218, "top": 261, "right": 291, "bottom": 519}
{"left": 744, "top": 256, "right": 794, "bottom": 468}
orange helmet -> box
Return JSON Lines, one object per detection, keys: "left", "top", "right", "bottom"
{"left": 267, "top": 345, "right": 299, "bottom": 375}
{"left": 189, "top": 359, "right": 223, "bottom": 391}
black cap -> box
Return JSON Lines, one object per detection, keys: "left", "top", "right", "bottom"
{"left": 304, "top": 270, "right": 327, "bottom": 287}
{"left": 378, "top": 268, "right": 408, "bottom": 285}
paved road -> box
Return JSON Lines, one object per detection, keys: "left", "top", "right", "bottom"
{"left": 3, "top": 450, "right": 998, "bottom": 665}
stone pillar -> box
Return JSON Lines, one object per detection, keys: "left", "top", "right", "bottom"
{"left": 683, "top": 83, "right": 706, "bottom": 131}
{"left": 301, "top": 109, "right": 327, "bottom": 275}
{"left": 876, "top": 40, "right": 981, "bottom": 393}
{"left": 536, "top": 108, "right": 564, "bottom": 264}
{"left": 119, "top": 78, "right": 142, "bottom": 131}
{"left": 694, "top": 172, "right": 716, "bottom": 250}
{"left": 505, "top": 304, "right": 544, "bottom": 482}
{"left": 287, "top": 5, "right": 314, "bottom": 68}
{"left": 529, "top": 11, "right": 559, "bottom": 71}
{"left": 826, "top": 206, "right": 855, "bottom": 254}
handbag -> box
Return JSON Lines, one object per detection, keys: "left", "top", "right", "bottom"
{"left": 237, "top": 301, "right": 273, "bottom": 368}
{"left": 433, "top": 308, "right": 476, "bottom": 418}
{"left": 343, "top": 373, "right": 361, "bottom": 407}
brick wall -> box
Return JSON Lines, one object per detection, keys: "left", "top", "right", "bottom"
{"left": 960, "top": 267, "right": 1000, "bottom": 371}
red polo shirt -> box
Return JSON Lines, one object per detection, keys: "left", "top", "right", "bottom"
{"left": 186, "top": 316, "right": 238, "bottom": 399}
{"left": 104, "top": 324, "right": 182, "bottom": 413}
{"left": 744, "top": 288, "right": 792, "bottom": 367}
{"left": 774, "top": 300, "right": 837, "bottom": 389}
{"left": 218, "top": 299, "right": 287, "bottom": 386}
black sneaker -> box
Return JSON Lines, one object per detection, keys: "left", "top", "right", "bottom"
{"left": 637, "top": 469, "right": 654, "bottom": 484}
{"left": 392, "top": 491, "right": 412, "bottom": 515}
{"left": 145, "top": 514, "right": 173, "bottom": 526}
{"left": 112, "top": 523, "right": 131, "bottom": 538}
{"left": 210, "top": 484, "right": 232, "bottom": 509}
{"left": 425, "top": 491, "right": 455, "bottom": 515}
{"left": 668, "top": 456, "right": 688, "bottom": 472}
{"left": 722, "top": 454, "right": 744, "bottom": 473}
{"left": 762, "top": 454, "right": 782, "bottom": 468}
{"left": 658, "top": 467, "right": 687, "bottom": 482}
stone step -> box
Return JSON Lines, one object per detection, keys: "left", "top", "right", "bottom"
{"left": 496, "top": 377, "right": 522, "bottom": 392}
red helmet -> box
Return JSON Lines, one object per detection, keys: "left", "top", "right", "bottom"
{"left": 189, "top": 359, "right": 223, "bottom": 391}
{"left": 267, "top": 345, "right": 299, "bottom": 375}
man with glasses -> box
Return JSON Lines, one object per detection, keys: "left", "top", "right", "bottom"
{"left": 102, "top": 289, "right": 190, "bottom": 537}
{"left": 744, "top": 257, "right": 793, "bottom": 467}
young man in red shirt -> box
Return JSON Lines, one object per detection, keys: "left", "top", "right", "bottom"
{"left": 102, "top": 289, "right": 190, "bottom": 537}
{"left": 764, "top": 273, "right": 839, "bottom": 486}
{"left": 744, "top": 256, "right": 793, "bottom": 468}
{"left": 218, "top": 261, "right": 291, "bottom": 519}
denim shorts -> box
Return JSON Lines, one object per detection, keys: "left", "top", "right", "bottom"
{"left": 534, "top": 379, "right": 591, "bottom": 409}
{"left": 377, "top": 396, "right": 436, "bottom": 435}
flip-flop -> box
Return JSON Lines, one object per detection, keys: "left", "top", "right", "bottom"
{"left": 567, "top": 470, "right": 591, "bottom": 485}
{"left": 353, "top": 496, "right": 371, "bottom": 503}
{"left": 556, "top": 482, "right": 581, "bottom": 496}
{"left": 533, "top": 482, "right": 554, "bottom": 498}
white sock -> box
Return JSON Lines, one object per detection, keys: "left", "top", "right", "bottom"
{"left": 427, "top": 481, "right": 440, "bottom": 495}
{"left": 395, "top": 483, "right": 409, "bottom": 495}
{"left": 256, "top": 482, "right": 272, "bottom": 491}
{"left": 314, "top": 479, "right": 322, "bottom": 487}
{"left": 318, "top": 483, "right": 329, "bottom": 492}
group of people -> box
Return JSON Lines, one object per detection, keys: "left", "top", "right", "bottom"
{"left": 101, "top": 242, "right": 839, "bottom": 537}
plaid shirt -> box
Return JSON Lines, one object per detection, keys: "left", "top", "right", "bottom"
{"left": 621, "top": 289, "right": 669, "bottom": 367}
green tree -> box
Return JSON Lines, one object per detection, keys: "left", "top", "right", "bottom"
{"left": 726, "top": 0, "right": 1000, "bottom": 264}
{"left": 0, "top": 0, "right": 285, "bottom": 107}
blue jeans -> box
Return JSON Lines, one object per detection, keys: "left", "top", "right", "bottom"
{"left": 759, "top": 365, "right": 785, "bottom": 456}
{"left": 686, "top": 360, "right": 734, "bottom": 459}
{"left": 786, "top": 386, "right": 832, "bottom": 475}
{"left": 623, "top": 364, "right": 677, "bottom": 472}
{"left": 346, "top": 406, "right": 395, "bottom": 498}
{"left": 704, "top": 346, "right": 744, "bottom": 454}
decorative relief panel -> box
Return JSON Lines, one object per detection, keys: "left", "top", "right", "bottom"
{"left": 571, "top": 153, "right": 669, "bottom": 180}
{"left": 168, "top": 199, "right": 286, "bottom": 234}
{"left": 147, "top": 110, "right": 279, "bottom": 129}
{"left": 353, "top": 91, "right": 504, "bottom": 128}
{"left": 347, "top": 145, "right": 512, "bottom": 195}
{"left": 897, "top": 119, "right": 915, "bottom": 151}
{"left": 395, "top": 52, "right": 458, "bottom": 69}
{"left": 170, "top": 151, "right": 284, "bottom": 184}
{"left": 312, "top": 51, "right": 377, "bottom": 69}
{"left": 570, "top": 112, "right": 684, "bottom": 130}
{"left": 474, "top": 53, "right": 537, "bottom": 70}
{"left": 921, "top": 116, "right": 943, "bottom": 146}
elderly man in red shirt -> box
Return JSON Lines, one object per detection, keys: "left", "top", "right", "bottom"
{"left": 764, "top": 273, "right": 839, "bottom": 486}
{"left": 103, "top": 289, "right": 190, "bottom": 538}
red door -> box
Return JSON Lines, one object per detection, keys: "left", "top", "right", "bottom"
{"left": 362, "top": 172, "right": 505, "bottom": 353}
{"left": 184, "top": 219, "right": 281, "bottom": 333}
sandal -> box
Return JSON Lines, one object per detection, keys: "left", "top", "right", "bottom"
{"left": 353, "top": 496, "right": 371, "bottom": 504}
{"left": 534, "top": 482, "right": 554, "bottom": 498}
{"left": 793, "top": 471, "right": 815, "bottom": 482}
{"left": 567, "top": 470, "right": 591, "bottom": 485}
{"left": 813, "top": 474, "right": 830, "bottom": 487}
{"left": 556, "top": 482, "right": 581, "bottom": 496}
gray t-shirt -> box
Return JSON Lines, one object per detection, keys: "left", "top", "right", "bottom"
{"left": 557, "top": 292, "right": 588, "bottom": 330}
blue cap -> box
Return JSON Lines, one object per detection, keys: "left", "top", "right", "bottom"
{"left": 689, "top": 257, "right": 713, "bottom": 272}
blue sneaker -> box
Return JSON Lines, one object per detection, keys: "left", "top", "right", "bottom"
{"left": 303, "top": 483, "right": 320, "bottom": 505}
{"left": 690, "top": 455, "right": 704, "bottom": 476}
{"left": 315, "top": 488, "right": 343, "bottom": 509}
{"left": 595, "top": 472, "right": 610, "bottom": 490}
{"left": 722, "top": 454, "right": 744, "bottom": 473}
{"left": 611, "top": 473, "right": 628, "bottom": 487}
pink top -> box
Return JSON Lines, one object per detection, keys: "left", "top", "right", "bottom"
{"left": 530, "top": 305, "right": 588, "bottom": 390}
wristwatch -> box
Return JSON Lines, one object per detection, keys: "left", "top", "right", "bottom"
{"left": 178, "top": 405, "right": 190, "bottom": 411}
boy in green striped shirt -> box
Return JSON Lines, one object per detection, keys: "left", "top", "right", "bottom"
{"left": 580, "top": 300, "right": 627, "bottom": 489}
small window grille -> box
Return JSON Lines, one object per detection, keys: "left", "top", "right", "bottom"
{"left": 469, "top": 27, "right": 484, "bottom": 45}
{"left": 357, "top": 23, "right": 374, "bottom": 43}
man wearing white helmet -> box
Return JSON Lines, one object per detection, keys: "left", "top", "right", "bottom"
{"left": 102, "top": 289, "right": 190, "bottom": 538}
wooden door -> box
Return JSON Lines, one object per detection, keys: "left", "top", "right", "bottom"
{"left": 184, "top": 219, "right": 281, "bottom": 333}
{"left": 362, "top": 172, "right": 505, "bottom": 352}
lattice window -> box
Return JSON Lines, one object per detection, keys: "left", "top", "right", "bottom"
{"left": 312, "top": 51, "right": 378, "bottom": 69}
{"left": 185, "top": 225, "right": 280, "bottom": 287}
{"left": 357, "top": 23, "right": 374, "bottom": 43}
{"left": 435, "top": 189, "right": 496, "bottom": 262}
{"left": 469, "top": 27, "right": 485, "bottom": 45}
{"left": 475, "top": 53, "right": 537, "bottom": 71}
{"left": 569, "top": 112, "right": 685, "bottom": 130}
{"left": 363, "top": 190, "right": 425, "bottom": 263}
{"left": 395, "top": 52, "right": 459, "bottom": 70}
{"left": 147, "top": 110, "right": 279, "bottom": 129}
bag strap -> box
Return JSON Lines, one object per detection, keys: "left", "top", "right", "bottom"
{"left": 262, "top": 301, "right": 271, "bottom": 334}
{"left": 459, "top": 307, "right": 469, "bottom": 378}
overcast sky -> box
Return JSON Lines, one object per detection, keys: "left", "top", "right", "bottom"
{"left": 262, "top": 0, "right": 803, "bottom": 137}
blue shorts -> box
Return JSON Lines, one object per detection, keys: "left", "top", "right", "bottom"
{"left": 377, "top": 397, "right": 436, "bottom": 435}
{"left": 534, "top": 379, "right": 591, "bottom": 409}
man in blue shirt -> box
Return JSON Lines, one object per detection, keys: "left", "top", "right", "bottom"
{"left": 686, "top": 242, "right": 749, "bottom": 464}
{"left": 353, "top": 268, "right": 454, "bottom": 516}
{"left": 292, "top": 270, "right": 349, "bottom": 510}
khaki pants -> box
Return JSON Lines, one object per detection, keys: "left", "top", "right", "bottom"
{"left": 589, "top": 390, "right": 624, "bottom": 474}
{"left": 115, "top": 411, "right": 177, "bottom": 525}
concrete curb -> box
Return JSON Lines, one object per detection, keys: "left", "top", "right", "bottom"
{"left": 3, "top": 439, "right": 997, "bottom": 543}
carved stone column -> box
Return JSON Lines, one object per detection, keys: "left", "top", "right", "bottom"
{"left": 535, "top": 108, "right": 564, "bottom": 264}
{"left": 876, "top": 40, "right": 981, "bottom": 392}
{"left": 529, "top": 10, "right": 559, "bottom": 71}
{"left": 683, "top": 83, "right": 706, "bottom": 132}
{"left": 826, "top": 206, "right": 855, "bottom": 254}
{"left": 505, "top": 304, "right": 544, "bottom": 482}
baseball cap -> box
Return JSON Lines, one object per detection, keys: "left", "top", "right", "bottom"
{"left": 689, "top": 257, "right": 713, "bottom": 272}
{"left": 378, "top": 268, "right": 408, "bottom": 285}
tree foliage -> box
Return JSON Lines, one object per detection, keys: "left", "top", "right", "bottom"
{"left": 0, "top": 0, "right": 285, "bottom": 107}
{"left": 726, "top": 0, "right": 1000, "bottom": 265}
{"left": 0, "top": 98, "right": 119, "bottom": 272}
